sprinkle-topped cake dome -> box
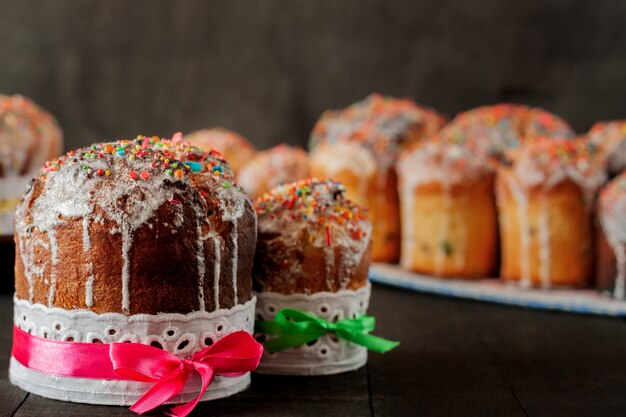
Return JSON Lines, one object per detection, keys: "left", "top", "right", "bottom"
{"left": 503, "top": 137, "right": 607, "bottom": 205}
{"left": 184, "top": 127, "right": 256, "bottom": 174}
{"left": 310, "top": 93, "right": 446, "bottom": 167}
{"left": 14, "top": 134, "right": 256, "bottom": 315}
{"left": 437, "top": 104, "right": 575, "bottom": 165}
{"left": 253, "top": 178, "right": 372, "bottom": 294}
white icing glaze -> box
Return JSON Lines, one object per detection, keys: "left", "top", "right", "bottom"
{"left": 599, "top": 180, "right": 626, "bottom": 299}
{"left": 434, "top": 185, "right": 452, "bottom": 275}
{"left": 398, "top": 144, "right": 478, "bottom": 273}
{"left": 505, "top": 175, "right": 532, "bottom": 288}
{"left": 211, "top": 234, "right": 222, "bottom": 309}
{"left": 397, "top": 142, "right": 488, "bottom": 190}
{"left": 254, "top": 283, "right": 370, "bottom": 375}
{"left": 255, "top": 179, "right": 372, "bottom": 292}
{"left": 538, "top": 200, "right": 551, "bottom": 288}
{"left": 511, "top": 146, "right": 606, "bottom": 210}
{"left": 399, "top": 180, "right": 415, "bottom": 270}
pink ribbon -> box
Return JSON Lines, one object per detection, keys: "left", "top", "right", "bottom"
{"left": 12, "top": 326, "right": 263, "bottom": 417}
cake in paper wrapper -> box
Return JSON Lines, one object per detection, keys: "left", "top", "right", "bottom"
{"left": 252, "top": 178, "right": 375, "bottom": 375}
{"left": 10, "top": 135, "right": 258, "bottom": 405}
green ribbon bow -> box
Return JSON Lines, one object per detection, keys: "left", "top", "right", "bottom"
{"left": 255, "top": 308, "right": 399, "bottom": 354}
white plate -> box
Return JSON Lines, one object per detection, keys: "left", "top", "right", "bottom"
{"left": 369, "top": 263, "right": 626, "bottom": 317}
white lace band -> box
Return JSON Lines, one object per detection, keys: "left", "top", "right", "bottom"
{"left": 10, "top": 296, "right": 256, "bottom": 405}
{"left": 254, "top": 283, "right": 371, "bottom": 376}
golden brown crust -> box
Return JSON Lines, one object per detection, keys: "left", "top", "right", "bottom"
{"left": 400, "top": 176, "right": 498, "bottom": 278}
{"left": 497, "top": 174, "right": 592, "bottom": 287}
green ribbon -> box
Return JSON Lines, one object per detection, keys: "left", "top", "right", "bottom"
{"left": 255, "top": 308, "right": 399, "bottom": 354}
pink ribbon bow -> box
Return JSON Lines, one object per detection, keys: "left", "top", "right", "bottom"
{"left": 12, "top": 326, "right": 262, "bottom": 417}
{"left": 110, "top": 331, "right": 263, "bottom": 417}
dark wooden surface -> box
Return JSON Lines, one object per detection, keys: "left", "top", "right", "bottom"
{"left": 1, "top": 283, "right": 626, "bottom": 417}
{"left": 2, "top": 0, "right": 626, "bottom": 152}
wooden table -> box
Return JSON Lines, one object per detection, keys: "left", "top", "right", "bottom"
{"left": 1, "top": 283, "right": 626, "bottom": 416}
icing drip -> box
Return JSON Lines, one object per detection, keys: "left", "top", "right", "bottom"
{"left": 120, "top": 222, "right": 133, "bottom": 312}
{"left": 196, "top": 224, "right": 206, "bottom": 312}
{"left": 47, "top": 229, "right": 59, "bottom": 307}
{"left": 599, "top": 177, "right": 626, "bottom": 299}
{"left": 85, "top": 264, "right": 95, "bottom": 308}
{"left": 538, "top": 200, "right": 551, "bottom": 288}
{"left": 211, "top": 234, "right": 222, "bottom": 309}
{"left": 324, "top": 241, "right": 336, "bottom": 291}
{"left": 399, "top": 182, "right": 415, "bottom": 270}
{"left": 455, "top": 192, "right": 468, "bottom": 271}
{"left": 231, "top": 221, "right": 239, "bottom": 304}
{"left": 613, "top": 245, "right": 626, "bottom": 299}
{"left": 434, "top": 185, "right": 452, "bottom": 275}
{"left": 82, "top": 216, "right": 96, "bottom": 307}
{"left": 507, "top": 176, "right": 531, "bottom": 288}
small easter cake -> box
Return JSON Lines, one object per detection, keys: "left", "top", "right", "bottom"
{"left": 252, "top": 178, "right": 397, "bottom": 375}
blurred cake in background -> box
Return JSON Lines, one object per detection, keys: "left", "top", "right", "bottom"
{"left": 185, "top": 127, "right": 256, "bottom": 174}
{"left": 397, "top": 142, "right": 497, "bottom": 278}
{"left": 436, "top": 104, "right": 575, "bottom": 165}
{"left": 309, "top": 93, "right": 446, "bottom": 263}
{"left": 587, "top": 120, "right": 626, "bottom": 179}
{"left": 0, "top": 94, "right": 62, "bottom": 235}
{"left": 596, "top": 172, "right": 626, "bottom": 298}
{"left": 496, "top": 138, "right": 606, "bottom": 288}
{"left": 238, "top": 144, "right": 309, "bottom": 200}
{"left": 253, "top": 178, "right": 373, "bottom": 374}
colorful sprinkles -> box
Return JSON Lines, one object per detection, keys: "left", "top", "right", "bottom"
{"left": 38, "top": 133, "right": 240, "bottom": 194}
{"left": 254, "top": 178, "right": 370, "bottom": 246}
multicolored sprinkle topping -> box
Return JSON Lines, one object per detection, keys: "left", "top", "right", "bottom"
{"left": 310, "top": 93, "right": 446, "bottom": 166}
{"left": 254, "top": 178, "right": 370, "bottom": 244}
{"left": 39, "top": 133, "right": 236, "bottom": 186}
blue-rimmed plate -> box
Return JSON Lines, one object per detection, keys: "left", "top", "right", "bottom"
{"left": 369, "top": 263, "right": 626, "bottom": 317}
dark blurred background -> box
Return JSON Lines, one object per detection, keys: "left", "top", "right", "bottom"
{"left": 2, "top": 0, "right": 626, "bottom": 291}
{"left": 1, "top": 0, "right": 626, "bottom": 152}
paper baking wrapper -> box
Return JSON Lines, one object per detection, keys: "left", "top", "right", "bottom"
{"left": 9, "top": 296, "right": 256, "bottom": 405}
{"left": 255, "top": 283, "right": 371, "bottom": 375}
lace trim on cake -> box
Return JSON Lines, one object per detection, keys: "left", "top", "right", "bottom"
{"left": 14, "top": 296, "right": 255, "bottom": 357}
{"left": 254, "top": 283, "right": 370, "bottom": 375}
